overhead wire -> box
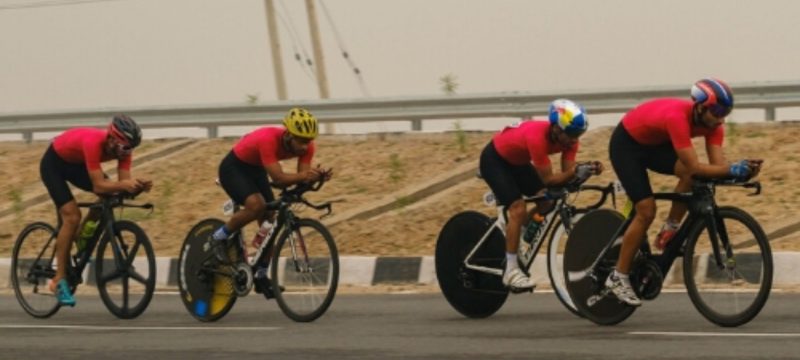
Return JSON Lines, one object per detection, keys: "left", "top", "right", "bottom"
{"left": 317, "top": 0, "right": 371, "bottom": 97}
{"left": 276, "top": 0, "right": 317, "bottom": 83}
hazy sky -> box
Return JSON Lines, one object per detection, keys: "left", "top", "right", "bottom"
{"left": 1, "top": 0, "right": 799, "bottom": 114}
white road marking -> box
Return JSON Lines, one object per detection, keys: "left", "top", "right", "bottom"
{"left": 630, "top": 331, "right": 800, "bottom": 337}
{"left": 0, "top": 325, "right": 280, "bottom": 331}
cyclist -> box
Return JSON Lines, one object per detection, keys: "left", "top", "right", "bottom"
{"left": 208, "top": 108, "right": 332, "bottom": 296}
{"left": 480, "top": 99, "right": 602, "bottom": 292}
{"left": 607, "top": 78, "right": 763, "bottom": 306}
{"left": 40, "top": 115, "right": 151, "bottom": 306}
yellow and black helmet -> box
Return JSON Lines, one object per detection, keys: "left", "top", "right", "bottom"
{"left": 283, "top": 107, "right": 318, "bottom": 139}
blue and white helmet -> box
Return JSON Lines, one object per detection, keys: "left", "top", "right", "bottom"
{"left": 548, "top": 99, "right": 588, "bottom": 137}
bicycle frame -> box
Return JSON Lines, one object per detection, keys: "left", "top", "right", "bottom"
{"left": 568, "top": 179, "right": 761, "bottom": 284}
{"left": 222, "top": 181, "right": 334, "bottom": 269}
{"left": 464, "top": 183, "right": 617, "bottom": 277}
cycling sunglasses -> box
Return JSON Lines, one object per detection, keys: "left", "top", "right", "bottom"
{"left": 115, "top": 142, "right": 134, "bottom": 155}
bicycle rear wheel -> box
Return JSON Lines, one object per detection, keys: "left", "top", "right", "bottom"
{"left": 11, "top": 222, "right": 61, "bottom": 318}
{"left": 271, "top": 218, "right": 339, "bottom": 322}
{"left": 564, "top": 209, "right": 636, "bottom": 325}
{"left": 95, "top": 220, "right": 156, "bottom": 319}
{"left": 546, "top": 211, "right": 586, "bottom": 318}
{"left": 683, "top": 206, "right": 772, "bottom": 327}
{"left": 178, "top": 218, "right": 238, "bottom": 322}
{"left": 435, "top": 211, "right": 508, "bottom": 318}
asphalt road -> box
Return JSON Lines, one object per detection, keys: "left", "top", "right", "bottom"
{"left": 1, "top": 290, "right": 800, "bottom": 359}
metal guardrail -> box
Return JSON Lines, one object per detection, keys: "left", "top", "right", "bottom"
{"left": 2, "top": 81, "right": 800, "bottom": 141}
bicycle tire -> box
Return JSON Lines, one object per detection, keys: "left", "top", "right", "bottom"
{"left": 11, "top": 222, "right": 62, "bottom": 318}
{"left": 95, "top": 220, "right": 156, "bottom": 319}
{"left": 435, "top": 211, "right": 508, "bottom": 318}
{"left": 546, "top": 211, "right": 586, "bottom": 318}
{"left": 564, "top": 209, "right": 636, "bottom": 325}
{"left": 683, "top": 206, "right": 773, "bottom": 327}
{"left": 270, "top": 218, "right": 339, "bottom": 322}
{"left": 178, "top": 218, "right": 238, "bottom": 322}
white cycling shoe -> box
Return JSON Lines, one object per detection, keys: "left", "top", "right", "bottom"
{"left": 502, "top": 268, "right": 536, "bottom": 293}
{"left": 605, "top": 272, "right": 642, "bottom": 307}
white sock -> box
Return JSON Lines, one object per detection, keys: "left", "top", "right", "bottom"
{"left": 505, "top": 252, "right": 518, "bottom": 273}
{"left": 614, "top": 270, "right": 629, "bottom": 279}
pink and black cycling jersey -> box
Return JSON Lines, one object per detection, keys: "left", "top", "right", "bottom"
{"left": 621, "top": 98, "right": 724, "bottom": 149}
{"left": 52, "top": 128, "right": 132, "bottom": 171}
{"left": 232, "top": 127, "right": 315, "bottom": 167}
{"left": 491, "top": 120, "right": 578, "bottom": 168}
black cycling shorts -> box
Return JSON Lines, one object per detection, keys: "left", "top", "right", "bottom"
{"left": 218, "top": 151, "right": 275, "bottom": 206}
{"left": 479, "top": 141, "right": 544, "bottom": 207}
{"left": 40, "top": 144, "right": 96, "bottom": 209}
{"left": 609, "top": 124, "right": 678, "bottom": 204}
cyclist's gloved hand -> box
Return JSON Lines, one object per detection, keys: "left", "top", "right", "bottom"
{"left": 729, "top": 160, "right": 752, "bottom": 181}
{"left": 574, "top": 162, "right": 594, "bottom": 183}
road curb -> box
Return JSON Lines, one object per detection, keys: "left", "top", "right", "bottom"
{"left": 2, "top": 253, "right": 799, "bottom": 290}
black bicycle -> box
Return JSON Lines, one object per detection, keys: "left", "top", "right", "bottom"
{"left": 435, "top": 175, "right": 618, "bottom": 318}
{"left": 178, "top": 177, "right": 339, "bottom": 322}
{"left": 564, "top": 177, "right": 772, "bottom": 327}
{"left": 11, "top": 194, "right": 156, "bottom": 319}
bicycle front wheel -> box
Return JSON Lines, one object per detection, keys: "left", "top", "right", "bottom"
{"left": 546, "top": 211, "right": 586, "bottom": 318}
{"left": 271, "top": 218, "right": 339, "bottom": 322}
{"left": 95, "top": 220, "right": 156, "bottom": 319}
{"left": 11, "top": 222, "right": 61, "bottom": 318}
{"left": 683, "top": 206, "right": 772, "bottom": 327}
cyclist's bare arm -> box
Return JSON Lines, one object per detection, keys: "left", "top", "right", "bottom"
{"left": 265, "top": 162, "right": 318, "bottom": 186}
{"left": 117, "top": 169, "right": 152, "bottom": 193}
{"left": 88, "top": 169, "right": 141, "bottom": 194}
{"left": 536, "top": 161, "right": 575, "bottom": 187}
{"left": 675, "top": 146, "right": 730, "bottom": 178}
{"left": 706, "top": 143, "right": 726, "bottom": 166}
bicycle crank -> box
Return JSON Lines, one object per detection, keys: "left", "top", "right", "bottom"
{"left": 232, "top": 263, "right": 253, "bottom": 297}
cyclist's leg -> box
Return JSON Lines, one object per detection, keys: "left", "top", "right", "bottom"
{"left": 40, "top": 145, "right": 83, "bottom": 304}
{"left": 213, "top": 152, "right": 268, "bottom": 260}
{"left": 607, "top": 124, "right": 655, "bottom": 305}
{"left": 648, "top": 144, "right": 686, "bottom": 248}
{"left": 479, "top": 142, "right": 534, "bottom": 290}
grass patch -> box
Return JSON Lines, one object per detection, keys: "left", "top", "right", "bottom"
{"left": 388, "top": 153, "right": 405, "bottom": 184}
{"left": 394, "top": 196, "right": 416, "bottom": 209}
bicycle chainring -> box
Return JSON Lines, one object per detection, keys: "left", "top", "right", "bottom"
{"left": 630, "top": 258, "right": 663, "bottom": 300}
{"left": 232, "top": 263, "right": 253, "bottom": 297}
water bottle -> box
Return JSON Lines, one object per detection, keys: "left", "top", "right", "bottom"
{"left": 252, "top": 220, "right": 274, "bottom": 250}
{"left": 77, "top": 220, "right": 98, "bottom": 252}
{"left": 522, "top": 212, "right": 545, "bottom": 244}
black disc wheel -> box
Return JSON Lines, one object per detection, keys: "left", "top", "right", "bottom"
{"left": 435, "top": 211, "right": 508, "bottom": 318}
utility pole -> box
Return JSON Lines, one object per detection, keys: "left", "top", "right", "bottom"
{"left": 265, "top": 0, "right": 287, "bottom": 100}
{"left": 304, "top": 0, "right": 334, "bottom": 133}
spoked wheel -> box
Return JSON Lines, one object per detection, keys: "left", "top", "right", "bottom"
{"left": 564, "top": 209, "right": 636, "bottom": 325}
{"left": 271, "top": 218, "right": 339, "bottom": 322}
{"left": 95, "top": 220, "right": 156, "bottom": 319}
{"left": 11, "top": 222, "right": 62, "bottom": 318}
{"left": 178, "top": 218, "right": 238, "bottom": 322}
{"left": 435, "top": 211, "right": 508, "bottom": 318}
{"left": 683, "top": 206, "right": 773, "bottom": 327}
{"left": 546, "top": 211, "right": 586, "bottom": 318}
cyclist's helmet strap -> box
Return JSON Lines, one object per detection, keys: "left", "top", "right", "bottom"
{"left": 548, "top": 99, "right": 588, "bottom": 137}
{"left": 108, "top": 114, "right": 142, "bottom": 148}
{"left": 283, "top": 107, "right": 318, "bottom": 139}
{"left": 690, "top": 78, "right": 734, "bottom": 118}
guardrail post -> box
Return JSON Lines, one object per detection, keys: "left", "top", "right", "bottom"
{"left": 207, "top": 126, "right": 218, "bottom": 138}
{"left": 22, "top": 131, "right": 33, "bottom": 144}
{"left": 411, "top": 119, "right": 422, "bottom": 131}
{"left": 765, "top": 107, "right": 776, "bottom": 121}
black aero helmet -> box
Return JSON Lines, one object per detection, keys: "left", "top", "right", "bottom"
{"left": 108, "top": 114, "right": 142, "bottom": 148}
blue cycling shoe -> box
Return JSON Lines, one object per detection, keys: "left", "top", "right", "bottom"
{"left": 53, "top": 279, "right": 76, "bottom": 307}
